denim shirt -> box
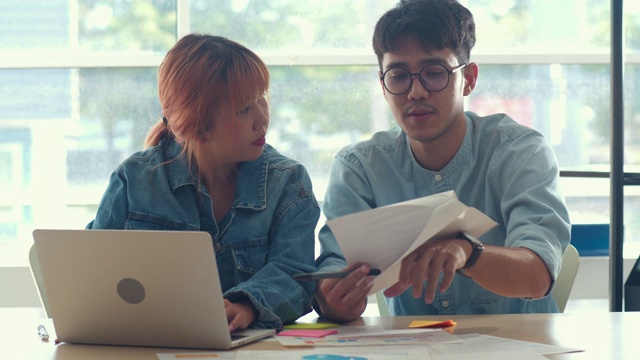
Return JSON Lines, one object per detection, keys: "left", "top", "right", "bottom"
{"left": 317, "top": 112, "right": 571, "bottom": 315}
{"left": 87, "top": 136, "right": 320, "bottom": 330}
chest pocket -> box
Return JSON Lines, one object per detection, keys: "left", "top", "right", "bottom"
{"left": 229, "top": 237, "right": 269, "bottom": 280}
{"left": 125, "top": 213, "right": 199, "bottom": 231}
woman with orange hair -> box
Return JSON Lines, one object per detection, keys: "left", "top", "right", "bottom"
{"left": 87, "top": 34, "right": 320, "bottom": 331}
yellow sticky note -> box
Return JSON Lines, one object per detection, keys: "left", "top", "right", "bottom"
{"left": 408, "top": 319, "right": 456, "bottom": 328}
{"left": 284, "top": 322, "right": 340, "bottom": 330}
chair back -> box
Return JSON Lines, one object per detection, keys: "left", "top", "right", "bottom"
{"left": 29, "top": 244, "right": 51, "bottom": 318}
{"left": 552, "top": 244, "right": 580, "bottom": 313}
{"left": 376, "top": 290, "right": 390, "bottom": 316}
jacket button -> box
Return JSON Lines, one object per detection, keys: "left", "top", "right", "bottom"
{"left": 214, "top": 242, "right": 221, "bottom": 252}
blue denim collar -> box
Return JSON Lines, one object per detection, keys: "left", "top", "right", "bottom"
{"left": 160, "top": 136, "right": 268, "bottom": 211}
{"left": 236, "top": 151, "right": 268, "bottom": 210}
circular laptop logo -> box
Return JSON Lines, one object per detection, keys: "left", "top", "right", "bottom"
{"left": 117, "top": 278, "right": 146, "bottom": 304}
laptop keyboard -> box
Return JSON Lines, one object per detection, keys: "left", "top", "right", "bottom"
{"left": 231, "top": 334, "right": 248, "bottom": 341}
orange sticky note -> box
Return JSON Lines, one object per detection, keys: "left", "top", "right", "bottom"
{"left": 408, "top": 319, "right": 456, "bottom": 328}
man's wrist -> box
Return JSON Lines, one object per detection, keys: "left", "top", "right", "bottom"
{"left": 457, "top": 232, "right": 484, "bottom": 269}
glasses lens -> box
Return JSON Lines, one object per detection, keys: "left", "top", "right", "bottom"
{"left": 383, "top": 68, "right": 411, "bottom": 95}
{"left": 420, "top": 64, "right": 449, "bottom": 92}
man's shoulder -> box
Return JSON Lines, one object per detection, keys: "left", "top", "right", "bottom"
{"left": 338, "top": 127, "right": 405, "bottom": 157}
{"left": 467, "top": 112, "right": 542, "bottom": 140}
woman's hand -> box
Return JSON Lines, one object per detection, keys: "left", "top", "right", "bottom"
{"left": 224, "top": 299, "right": 257, "bottom": 332}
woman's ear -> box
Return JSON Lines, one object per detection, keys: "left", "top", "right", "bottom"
{"left": 463, "top": 62, "right": 479, "bottom": 96}
{"left": 196, "top": 129, "right": 213, "bottom": 144}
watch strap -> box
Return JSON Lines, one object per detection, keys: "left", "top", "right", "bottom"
{"left": 457, "top": 232, "right": 484, "bottom": 269}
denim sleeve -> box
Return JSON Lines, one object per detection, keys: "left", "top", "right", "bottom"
{"left": 86, "top": 167, "right": 129, "bottom": 229}
{"left": 316, "top": 152, "right": 376, "bottom": 272}
{"left": 227, "top": 174, "right": 320, "bottom": 330}
{"left": 491, "top": 131, "right": 571, "bottom": 294}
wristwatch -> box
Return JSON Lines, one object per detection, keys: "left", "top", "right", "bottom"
{"left": 457, "top": 232, "right": 484, "bottom": 269}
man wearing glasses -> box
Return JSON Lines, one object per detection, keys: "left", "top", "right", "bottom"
{"left": 314, "top": 0, "right": 570, "bottom": 322}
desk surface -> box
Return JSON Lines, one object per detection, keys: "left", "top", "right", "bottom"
{"left": 3, "top": 308, "right": 639, "bottom": 359}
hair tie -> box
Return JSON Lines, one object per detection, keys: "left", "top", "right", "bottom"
{"left": 162, "top": 116, "right": 168, "bottom": 126}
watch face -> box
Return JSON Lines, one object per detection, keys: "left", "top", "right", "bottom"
{"left": 471, "top": 237, "right": 484, "bottom": 248}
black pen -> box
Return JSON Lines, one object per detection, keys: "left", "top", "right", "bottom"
{"left": 293, "top": 268, "right": 381, "bottom": 281}
{"left": 38, "top": 325, "right": 49, "bottom": 341}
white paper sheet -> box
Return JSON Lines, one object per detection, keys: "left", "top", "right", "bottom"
{"left": 326, "top": 191, "right": 497, "bottom": 295}
{"left": 273, "top": 327, "right": 459, "bottom": 347}
{"left": 156, "top": 333, "right": 583, "bottom": 359}
{"left": 428, "top": 333, "right": 582, "bottom": 356}
{"left": 158, "top": 346, "right": 431, "bottom": 360}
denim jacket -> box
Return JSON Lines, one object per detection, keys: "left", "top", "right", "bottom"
{"left": 87, "top": 136, "right": 320, "bottom": 330}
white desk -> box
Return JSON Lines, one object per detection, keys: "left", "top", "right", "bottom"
{"left": 3, "top": 308, "right": 639, "bottom": 359}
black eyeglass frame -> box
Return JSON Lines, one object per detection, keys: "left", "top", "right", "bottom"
{"left": 380, "top": 62, "right": 468, "bottom": 95}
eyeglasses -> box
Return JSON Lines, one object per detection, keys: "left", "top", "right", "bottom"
{"left": 380, "top": 63, "right": 468, "bottom": 95}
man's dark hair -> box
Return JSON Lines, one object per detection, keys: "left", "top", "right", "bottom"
{"left": 372, "top": 0, "right": 476, "bottom": 68}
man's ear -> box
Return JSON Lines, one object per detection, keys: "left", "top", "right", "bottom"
{"left": 463, "top": 62, "right": 479, "bottom": 96}
{"left": 379, "top": 69, "right": 389, "bottom": 101}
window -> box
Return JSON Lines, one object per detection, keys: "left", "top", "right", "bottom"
{"left": 1, "top": 0, "right": 639, "bottom": 266}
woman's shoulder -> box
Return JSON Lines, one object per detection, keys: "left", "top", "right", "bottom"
{"left": 235, "top": 144, "right": 316, "bottom": 203}
{"left": 260, "top": 144, "right": 315, "bottom": 189}
{"left": 116, "top": 138, "right": 182, "bottom": 175}
{"left": 117, "top": 146, "right": 163, "bottom": 170}
{"left": 263, "top": 144, "right": 306, "bottom": 169}
{"left": 126, "top": 136, "right": 181, "bottom": 161}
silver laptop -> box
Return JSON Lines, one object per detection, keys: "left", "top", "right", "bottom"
{"left": 32, "top": 229, "right": 275, "bottom": 350}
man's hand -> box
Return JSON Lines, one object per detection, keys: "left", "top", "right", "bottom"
{"left": 315, "top": 264, "right": 376, "bottom": 322}
{"left": 224, "top": 299, "right": 257, "bottom": 332}
{"left": 383, "top": 237, "right": 471, "bottom": 303}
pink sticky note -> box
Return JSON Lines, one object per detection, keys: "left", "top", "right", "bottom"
{"left": 277, "top": 329, "right": 339, "bottom": 338}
